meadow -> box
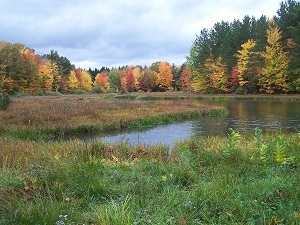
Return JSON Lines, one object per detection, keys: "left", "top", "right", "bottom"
{"left": 0, "top": 93, "right": 227, "bottom": 140}
{"left": 0, "top": 93, "right": 299, "bottom": 225}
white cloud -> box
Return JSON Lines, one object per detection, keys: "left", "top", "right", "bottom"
{"left": 0, "top": 0, "right": 283, "bottom": 69}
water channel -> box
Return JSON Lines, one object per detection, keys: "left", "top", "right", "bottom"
{"left": 78, "top": 100, "right": 300, "bottom": 146}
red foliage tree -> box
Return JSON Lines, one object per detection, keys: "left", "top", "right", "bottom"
{"left": 227, "top": 65, "right": 239, "bottom": 92}
{"left": 180, "top": 66, "right": 191, "bottom": 91}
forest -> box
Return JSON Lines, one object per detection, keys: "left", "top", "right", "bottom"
{"left": 0, "top": 0, "right": 299, "bottom": 96}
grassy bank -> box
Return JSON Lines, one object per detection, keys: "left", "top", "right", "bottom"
{"left": 0, "top": 129, "right": 299, "bottom": 224}
{"left": 0, "top": 94, "right": 227, "bottom": 139}
{"left": 118, "top": 92, "right": 300, "bottom": 101}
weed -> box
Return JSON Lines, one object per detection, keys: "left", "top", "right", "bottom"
{"left": 221, "top": 128, "right": 241, "bottom": 158}
{"left": 0, "top": 92, "right": 10, "bottom": 110}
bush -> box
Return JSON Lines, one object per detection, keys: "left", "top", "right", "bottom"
{"left": 0, "top": 92, "right": 10, "bottom": 110}
{"left": 71, "top": 89, "right": 88, "bottom": 94}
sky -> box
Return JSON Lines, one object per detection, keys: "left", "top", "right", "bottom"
{"left": 1, "top": 0, "right": 284, "bottom": 69}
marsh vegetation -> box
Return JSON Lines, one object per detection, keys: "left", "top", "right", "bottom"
{"left": 0, "top": 93, "right": 299, "bottom": 224}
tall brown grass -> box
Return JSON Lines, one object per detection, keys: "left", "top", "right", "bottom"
{"left": 0, "top": 94, "right": 225, "bottom": 135}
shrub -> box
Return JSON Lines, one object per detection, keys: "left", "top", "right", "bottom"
{"left": 0, "top": 92, "right": 10, "bottom": 110}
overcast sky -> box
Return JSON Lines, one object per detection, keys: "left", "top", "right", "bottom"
{"left": 1, "top": 0, "right": 283, "bottom": 69}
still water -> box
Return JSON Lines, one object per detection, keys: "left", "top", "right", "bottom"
{"left": 89, "top": 100, "right": 299, "bottom": 146}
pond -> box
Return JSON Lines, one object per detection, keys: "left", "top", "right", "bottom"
{"left": 77, "top": 100, "right": 300, "bottom": 146}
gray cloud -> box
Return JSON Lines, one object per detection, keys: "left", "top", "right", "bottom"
{"left": 0, "top": 0, "right": 282, "bottom": 68}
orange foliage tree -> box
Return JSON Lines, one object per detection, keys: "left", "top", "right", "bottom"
{"left": 180, "top": 66, "right": 191, "bottom": 91}
{"left": 93, "top": 72, "right": 110, "bottom": 92}
{"left": 156, "top": 62, "right": 173, "bottom": 91}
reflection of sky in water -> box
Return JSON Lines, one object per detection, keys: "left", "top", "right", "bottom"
{"left": 85, "top": 100, "right": 300, "bottom": 146}
{"left": 101, "top": 121, "right": 194, "bottom": 146}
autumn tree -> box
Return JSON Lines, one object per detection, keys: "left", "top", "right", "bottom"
{"left": 126, "top": 67, "right": 135, "bottom": 92}
{"left": 68, "top": 70, "right": 79, "bottom": 90}
{"left": 139, "top": 68, "right": 157, "bottom": 92}
{"left": 156, "top": 62, "right": 173, "bottom": 91}
{"left": 259, "top": 24, "right": 289, "bottom": 93}
{"left": 120, "top": 70, "right": 128, "bottom": 92}
{"left": 78, "top": 69, "right": 93, "bottom": 91}
{"left": 180, "top": 65, "right": 191, "bottom": 91}
{"left": 275, "top": 0, "right": 300, "bottom": 92}
{"left": 45, "top": 50, "right": 73, "bottom": 77}
{"left": 93, "top": 72, "right": 110, "bottom": 92}
{"left": 206, "top": 56, "right": 228, "bottom": 93}
{"left": 0, "top": 43, "right": 36, "bottom": 93}
{"left": 227, "top": 65, "right": 239, "bottom": 92}
{"left": 132, "top": 66, "right": 142, "bottom": 90}
{"left": 191, "top": 70, "right": 207, "bottom": 92}
{"left": 236, "top": 39, "right": 260, "bottom": 93}
{"left": 38, "top": 60, "right": 54, "bottom": 92}
{"left": 191, "top": 55, "right": 228, "bottom": 93}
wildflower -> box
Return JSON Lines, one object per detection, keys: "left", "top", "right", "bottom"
{"left": 185, "top": 200, "right": 194, "bottom": 208}
{"left": 161, "top": 175, "right": 167, "bottom": 181}
{"left": 194, "top": 218, "right": 202, "bottom": 224}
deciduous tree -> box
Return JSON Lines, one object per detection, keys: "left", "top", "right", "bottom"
{"left": 93, "top": 72, "right": 110, "bottom": 92}
{"left": 38, "top": 60, "right": 54, "bottom": 92}
{"left": 180, "top": 66, "right": 191, "bottom": 91}
{"left": 259, "top": 24, "right": 289, "bottom": 93}
{"left": 108, "top": 69, "right": 121, "bottom": 92}
{"left": 68, "top": 70, "right": 79, "bottom": 90}
{"left": 132, "top": 66, "right": 142, "bottom": 90}
{"left": 236, "top": 39, "right": 260, "bottom": 93}
{"left": 156, "top": 62, "right": 173, "bottom": 91}
{"left": 79, "top": 70, "right": 92, "bottom": 91}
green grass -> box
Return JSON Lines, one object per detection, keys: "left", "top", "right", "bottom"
{"left": 0, "top": 130, "right": 299, "bottom": 224}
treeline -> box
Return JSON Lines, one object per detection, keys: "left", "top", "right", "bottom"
{"left": 0, "top": 42, "right": 190, "bottom": 95}
{"left": 187, "top": 0, "right": 300, "bottom": 94}
{"left": 0, "top": 0, "right": 299, "bottom": 96}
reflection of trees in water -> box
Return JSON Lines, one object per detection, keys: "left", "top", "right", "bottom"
{"left": 75, "top": 100, "right": 299, "bottom": 144}
{"left": 195, "top": 100, "right": 300, "bottom": 134}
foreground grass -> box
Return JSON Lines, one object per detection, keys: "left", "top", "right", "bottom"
{"left": 0, "top": 94, "right": 227, "bottom": 139}
{"left": 0, "top": 130, "right": 299, "bottom": 224}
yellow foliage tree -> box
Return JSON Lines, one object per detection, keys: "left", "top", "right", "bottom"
{"left": 191, "top": 70, "right": 207, "bottom": 92}
{"left": 237, "top": 39, "right": 256, "bottom": 88}
{"left": 205, "top": 56, "right": 228, "bottom": 93}
{"left": 132, "top": 66, "right": 142, "bottom": 90}
{"left": 79, "top": 70, "right": 92, "bottom": 91}
{"left": 192, "top": 55, "right": 228, "bottom": 93}
{"left": 38, "top": 61, "right": 54, "bottom": 92}
{"left": 68, "top": 70, "right": 79, "bottom": 90}
{"left": 259, "top": 24, "right": 289, "bottom": 93}
{"left": 156, "top": 62, "right": 173, "bottom": 91}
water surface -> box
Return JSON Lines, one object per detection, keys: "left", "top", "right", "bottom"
{"left": 80, "top": 100, "right": 300, "bottom": 145}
